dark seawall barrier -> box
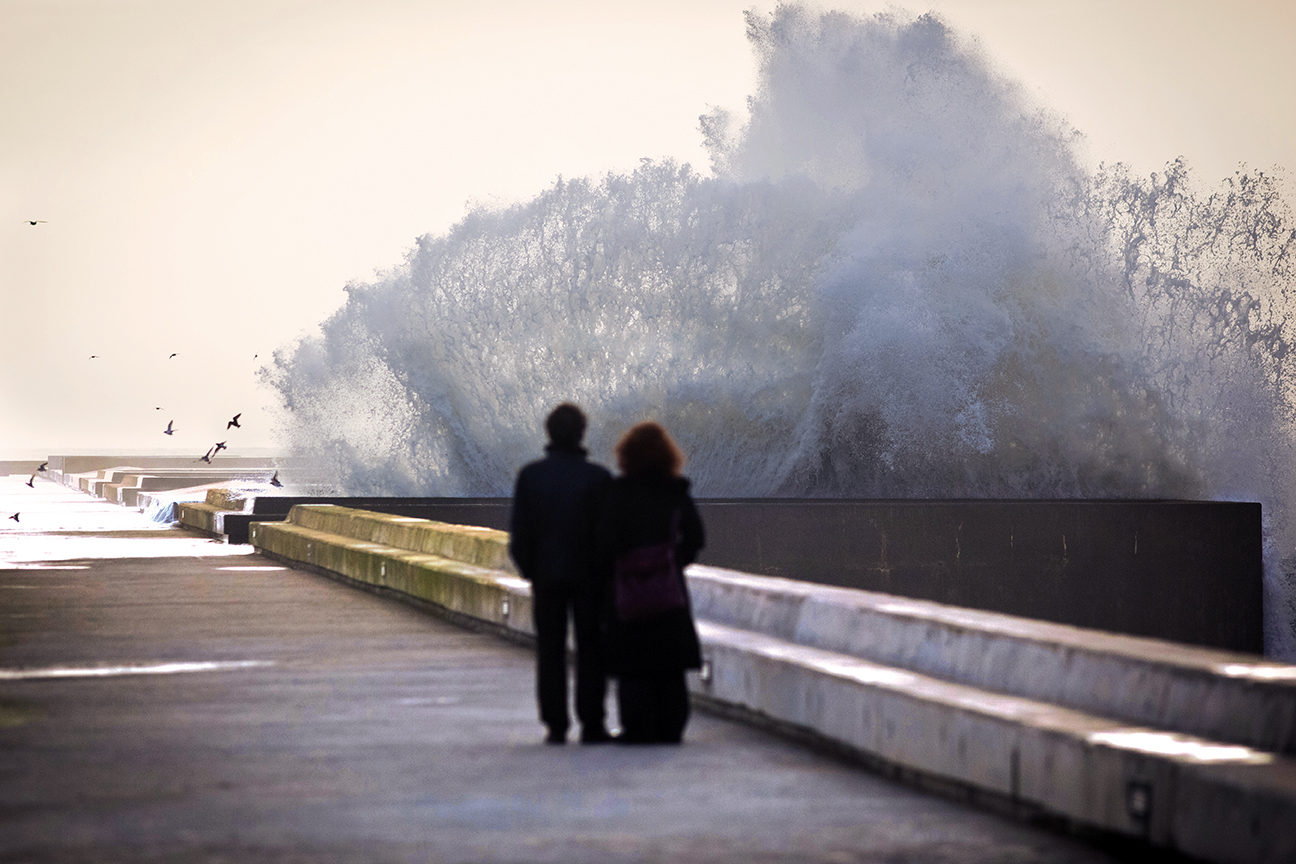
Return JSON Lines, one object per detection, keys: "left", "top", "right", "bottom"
{"left": 230, "top": 497, "right": 1261, "bottom": 653}
{"left": 696, "top": 499, "right": 1262, "bottom": 654}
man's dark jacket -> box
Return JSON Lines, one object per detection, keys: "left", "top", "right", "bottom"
{"left": 509, "top": 445, "right": 611, "bottom": 588}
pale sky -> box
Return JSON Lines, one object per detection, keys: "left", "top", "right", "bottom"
{"left": 2, "top": 0, "right": 1293, "bottom": 458}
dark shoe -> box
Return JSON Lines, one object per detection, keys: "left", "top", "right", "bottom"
{"left": 614, "top": 731, "right": 655, "bottom": 745}
{"left": 545, "top": 729, "right": 567, "bottom": 745}
{"left": 580, "top": 727, "right": 616, "bottom": 744}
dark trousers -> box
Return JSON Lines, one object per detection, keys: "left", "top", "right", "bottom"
{"left": 532, "top": 584, "right": 606, "bottom": 736}
{"left": 617, "top": 672, "right": 690, "bottom": 744}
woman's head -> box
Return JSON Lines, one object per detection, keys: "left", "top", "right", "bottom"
{"left": 615, "top": 422, "right": 685, "bottom": 477}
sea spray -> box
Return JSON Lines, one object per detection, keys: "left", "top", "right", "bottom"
{"left": 262, "top": 7, "right": 1296, "bottom": 656}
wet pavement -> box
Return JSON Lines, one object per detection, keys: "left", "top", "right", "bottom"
{"left": 0, "top": 475, "right": 1143, "bottom": 863}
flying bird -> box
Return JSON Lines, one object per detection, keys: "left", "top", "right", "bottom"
{"left": 227, "top": 413, "right": 241, "bottom": 429}
{"left": 164, "top": 420, "right": 175, "bottom": 436}
{"left": 169, "top": 353, "right": 177, "bottom": 359}
{"left": 37, "top": 462, "right": 48, "bottom": 473}
{"left": 213, "top": 441, "right": 227, "bottom": 454}
{"left": 26, "top": 220, "right": 46, "bottom": 226}
{"left": 25, "top": 475, "right": 35, "bottom": 488}
{"left": 89, "top": 355, "right": 98, "bottom": 359}
{"left": 200, "top": 447, "right": 214, "bottom": 464}
{"left": 8, "top": 513, "right": 18, "bottom": 522}
{"left": 269, "top": 471, "right": 282, "bottom": 488}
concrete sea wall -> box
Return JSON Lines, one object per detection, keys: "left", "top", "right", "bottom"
{"left": 178, "top": 495, "right": 1262, "bottom": 652}
{"left": 249, "top": 504, "right": 1296, "bottom": 864}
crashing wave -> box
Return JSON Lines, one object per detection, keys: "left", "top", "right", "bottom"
{"left": 262, "top": 7, "right": 1296, "bottom": 656}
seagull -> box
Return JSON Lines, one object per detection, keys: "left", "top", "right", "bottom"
{"left": 169, "top": 353, "right": 177, "bottom": 359}
{"left": 26, "top": 220, "right": 46, "bottom": 226}
{"left": 164, "top": 420, "right": 175, "bottom": 436}
{"left": 37, "top": 462, "right": 48, "bottom": 473}
{"left": 227, "top": 413, "right": 241, "bottom": 429}
{"left": 213, "top": 441, "right": 227, "bottom": 454}
{"left": 25, "top": 475, "right": 35, "bottom": 488}
{"left": 7, "top": 513, "right": 17, "bottom": 522}
{"left": 89, "top": 355, "right": 99, "bottom": 359}
{"left": 200, "top": 447, "right": 214, "bottom": 464}
{"left": 269, "top": 471, "right": 282, "bottom": 488}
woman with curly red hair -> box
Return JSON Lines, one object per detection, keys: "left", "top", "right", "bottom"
{"left": 597, "top": 421, "right": 705, "bottom": 744}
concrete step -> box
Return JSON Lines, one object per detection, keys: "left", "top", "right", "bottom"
{"left": 686, "top": 566, "right": 1296, "bottom": 756}
{"left": 283, "top": 503, "right": 517, "bottom": 573}
{"left": 249, "top": 517, "right": 532, "bottom": 636}
{"left": 695, "top": 619, "right": 1296, "bottom": 863}
{"left": 111, "top": 472, "right": 276, "bottom": 505}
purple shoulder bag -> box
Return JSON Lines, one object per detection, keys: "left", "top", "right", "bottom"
{"left": 613, "top": 509, "right": 688, "bottom": 622}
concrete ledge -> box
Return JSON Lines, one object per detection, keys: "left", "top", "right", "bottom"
{"left": 122, "top": 476, "right": 240, "bottom": 508}
{"left": 249, "top": 504, "right": 1296, "bottom": 863}
{"left": 694, "top": 621, "right": 1296, "bottom": 862}
{"left": 54, "top": 462, "right": 276, "bottom": 497}
{"left": 178, "top": 503, "right": 236, "bottom": 536}
{"left": 114, "top": 474, "right": 273, "bottom": 506}
{"left": 0, "top": 461, "right": 45, "bottom": 477}
{"left": 686, "top": 566, "right": 1296, "bottom": 756}
{"left": 249, "top": 516, "right": 532, "bottom": 636}
{"left": 44, "top": 454, "right": 276, "bottom": 485}
{"left": 177, "top": 490, "right": 252, "bottom": 536}
{"left": 283, "top": 504, "right": 518, "bottom": 574}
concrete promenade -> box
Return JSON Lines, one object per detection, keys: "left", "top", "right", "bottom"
{"left": 1, "top": 475, "right": 1147, "bottom": 863}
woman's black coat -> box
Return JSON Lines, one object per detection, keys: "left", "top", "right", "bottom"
{"left": 595, "top": 471, "right": 704, "bottom": 675}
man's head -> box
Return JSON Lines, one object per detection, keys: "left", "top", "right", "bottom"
{"left": 545, "top": 403, "right": 587, "bottom": 449}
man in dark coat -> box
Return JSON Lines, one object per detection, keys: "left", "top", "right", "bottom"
{"left": 509, "top": 403, "right": 614, "bottom": 744}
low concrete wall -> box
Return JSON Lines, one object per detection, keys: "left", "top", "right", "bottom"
{"left": 0, "top": 461, "right": 44, "bottom": 477}
{"left": 251, "top": 507, "right": 531, "bottom": 637}
{"left": 177, "top": 490, "right": 248, "bottom": 536}
{"left": 687, "top": 567, "right": 1296, "bottom": 756}
{"left": 212, "top": 496, "right": 1263, "bottom": 651}
{"left": 46, "top": 455, "right": 277, "bottom": 477}
{"left": 250, "top": 505, "right": 1296, "bottom": 864}
{"left": 117, "top": 474, "right": 270, "bottom": 507}
{"left": 186, "top": 496, "right": 507, "bottom": 544}
{"left": 67, "top": 466, "right": 277, "bottom": 507}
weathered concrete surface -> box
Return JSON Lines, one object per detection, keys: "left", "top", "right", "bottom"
{"left": 0, "top": 460, "right": 45, "bottom": 477}
{"left": 685, "top": 566, "right": 1296, "bottom": 755}
{"left": 67, "top": 467, "right": 276, "bottom": 507}
{"left": 249, "top": 505, "right": 1296, "bottom": 862}
{"left": 695, "top": 622, "right": 1296, "bottom": 862}
{"left": 0, "top": 476, "right": 1135, "bottom": 863}
{"left": 177, "top": 489, "right": 259, "bottom": 535}
{"left": 250, "top": 510, "right": 532, "bottom": 638}
{"left": 206, "top": 496, "right": 513, "bottom": 545}
{"left": 111, "top": 472, "right": 275, "bottom": 506}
